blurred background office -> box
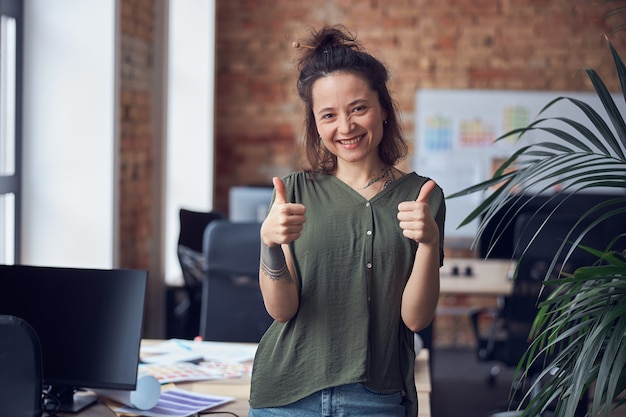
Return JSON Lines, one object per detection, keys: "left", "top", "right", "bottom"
{"left": 1, "top": 0, "right": 624, "bottom": 342}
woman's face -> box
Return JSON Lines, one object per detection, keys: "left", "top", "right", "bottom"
{"left": 311, "top": 72, "right": 386, "bottom": 165}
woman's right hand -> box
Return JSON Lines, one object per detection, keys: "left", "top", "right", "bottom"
{"left": 261, "top": 176, "right": 306, "bottom": 247}
{"left": 259, "top": 176, "right": 304, "bottom": 321}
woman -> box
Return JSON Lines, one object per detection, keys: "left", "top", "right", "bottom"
{"left": 249, "top": 26, "right": 445, "bottom": 417}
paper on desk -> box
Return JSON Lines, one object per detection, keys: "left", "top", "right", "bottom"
{"left": 139, "top": 360, "right": 252, "bottom": 384}
{"left": 141, "top": 339, "right": 257, "bottom": 364}
{"left": 139, "top": 362, "right": 222, "bottom": 384}
{"left": 112, "top": 388, "right": 233, "bottom": 417}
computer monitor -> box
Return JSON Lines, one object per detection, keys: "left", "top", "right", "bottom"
{"left": 0, "top": 264, "right": 147, "bottom": 412}
{"left": 478, "top": 191, "right": 626, "bottom": 259}
{"left": 228, "top": 185, "right": 274, "bottom": 222}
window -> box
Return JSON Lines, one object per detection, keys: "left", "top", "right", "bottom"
{"left": 0, "top": 0, "right": 22, "bottom": 265}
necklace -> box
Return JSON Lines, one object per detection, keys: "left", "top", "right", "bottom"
{"left": 359, "top": 166, "right": 394, "bottom": 190}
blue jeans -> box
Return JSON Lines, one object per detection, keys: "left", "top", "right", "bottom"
{"left": 248, "top": 383, "right": 405, "bottom": 417}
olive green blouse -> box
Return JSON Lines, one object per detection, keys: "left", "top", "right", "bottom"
{"left": 249, "top": 171, "right": 446, "bottom": 417}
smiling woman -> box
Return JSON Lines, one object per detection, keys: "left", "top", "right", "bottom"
{"left": 313, "top": 72, "right": 387, "bottom": 192}
{"left": 248, "top": 26, "right": 446, "bottom": 417}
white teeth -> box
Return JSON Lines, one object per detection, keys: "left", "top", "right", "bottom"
{"left": 339, "top": 136, "right": 361, "bottom": 145}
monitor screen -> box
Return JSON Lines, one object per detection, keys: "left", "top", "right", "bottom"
{"left": 229, "top": 185, "right": 273, "bottom": 222}
{"left": 478, "top": 192, "right": 626, "bottom": 259}
{"left": 0, "top": 264, "right": 147, "bottom": 412}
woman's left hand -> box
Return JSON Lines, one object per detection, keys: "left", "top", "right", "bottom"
{"left": 397, "top": 180, "right": 439, "bottom": 245}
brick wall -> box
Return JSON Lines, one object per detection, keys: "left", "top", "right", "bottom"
{"left": 119, "top": 0, "right": 156, "bottom": 272}
{"left": 117, "top": 0, "right": 625, "bottom": 338}
{"left": 212, "top": 0, "right": 626, "bottom": 346}
{"left": 119, "top": 0, "right": 163, "bottom": 336}
{"left": 214, "top": 0, "right": 625, "bottom": 213}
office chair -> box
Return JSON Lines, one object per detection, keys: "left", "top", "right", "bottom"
{"left": 0, "top": 315, "right": 43, "bottom": 417}
{"left": 177, "top": 208, "right": 226, "bottom": 339}
{"left": 200, "top": 220, "right": 273, "bottom": 343}
{"left": 470, "top": 229, "right": 545, "bottom": 387}
{"left": 470, "top": 212, "right": 593, "bottom": 416}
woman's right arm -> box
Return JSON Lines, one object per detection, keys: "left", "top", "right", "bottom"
{"left": 259, "top": 177, "right": 305, "bottom": 322}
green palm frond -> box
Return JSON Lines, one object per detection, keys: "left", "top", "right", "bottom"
{"left": 520, "top": 247, "right": 626, "bottom": 417}
{"left": 598, "top": 1, "right": 626, "bottom": 34}
{"left": 448, "top": 36, "right": 626, "bottom": 417}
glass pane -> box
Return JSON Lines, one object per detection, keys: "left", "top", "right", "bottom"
{"left": 1, "top": 15, "right": 17, "bottom": 176}
{"left": 0, "top": 193, "right": 15, "bottom": 265}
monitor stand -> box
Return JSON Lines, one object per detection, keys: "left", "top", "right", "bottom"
{"left": 45, "top": 386, "right": 98, "bottom": 413}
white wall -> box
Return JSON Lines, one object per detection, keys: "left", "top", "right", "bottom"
{"left": 21, "top": 0, "right": 116, "bottom": 268}
{"left": 165, "top": 0, "right": 215, "bottom": 284}
{"left": 20, "top": 0, "right": 216, "bottom": 282}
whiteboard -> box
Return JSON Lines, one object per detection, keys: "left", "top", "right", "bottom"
{"left": 413, "top": 89, "right": 625, "bottom": 240}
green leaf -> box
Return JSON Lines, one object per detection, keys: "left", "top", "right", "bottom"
{"left": 456, "top": 38, "right": 626, "bottom": 417}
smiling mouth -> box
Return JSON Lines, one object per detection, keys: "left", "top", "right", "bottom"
{"left": 337, "top": 135, "right": 363, "bottom": 145}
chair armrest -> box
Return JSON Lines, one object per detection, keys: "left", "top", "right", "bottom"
{"left": 469, "top": 306, "right": 500, "bottom": 334}
{"left": 470, "top": 306, "right": 503, "bottom": 361}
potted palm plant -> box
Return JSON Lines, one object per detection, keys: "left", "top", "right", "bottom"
{"left": 448, "top": 36, "right": 626, "bottom": 417}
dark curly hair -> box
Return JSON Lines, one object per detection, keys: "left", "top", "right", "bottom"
{"left": 295, "top": 25, "right": 408, "bottom": 174}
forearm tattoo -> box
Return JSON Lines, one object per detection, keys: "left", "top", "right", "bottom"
{"left": 260, "top": 242, "right": 293, "bottom": 283}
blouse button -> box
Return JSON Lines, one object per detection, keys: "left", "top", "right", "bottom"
{"left": 365, "top": 202, "right": 370, "bottom": 207}
{"left": 366, "top": 262, "right": 373, "bottom": 269}
{"left": 366, "top": 230, "right": 372, "bottom": 236}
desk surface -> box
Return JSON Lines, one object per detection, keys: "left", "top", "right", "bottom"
{"left": 59, "top": 342, "right": 431, "bottom": 417}
{"left": 440, "top": 257, "right": 515, "bottom": 296}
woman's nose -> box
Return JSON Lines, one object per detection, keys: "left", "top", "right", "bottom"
{"left": 338, "top": 114, "right": 353, "bottom": 133}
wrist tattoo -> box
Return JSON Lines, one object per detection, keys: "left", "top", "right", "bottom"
{"left": 260, "top": 242, "right": 293, "bottom": 283}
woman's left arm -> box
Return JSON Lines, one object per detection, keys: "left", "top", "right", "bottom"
{"left": 397, "top": 180, "right": 442, "bottom": 332}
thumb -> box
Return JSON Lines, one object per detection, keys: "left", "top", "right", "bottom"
{"left": 273, "top": 176, "right": 287, "bottom": 204}
{"left": 416, "top": 180, "right": 436, "bottom": 203}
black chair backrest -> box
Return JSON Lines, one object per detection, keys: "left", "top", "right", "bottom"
{"left": 178, "top": 208, "right": 226, "bottom": 286}
{"left": 200, "top": 220, "right": 273, "bottom": 342}
{"left": 0, "top": 315, "right": 43, "bottom": 417}
{"left": 175, "top": 209, "right": 226, "bottom": 339}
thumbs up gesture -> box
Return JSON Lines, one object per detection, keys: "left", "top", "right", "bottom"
{"left": 260, "top": 177, "right": 307, "bottom": 247}
{"left": 397, "top": 180, "right": 439, "bottom": 244}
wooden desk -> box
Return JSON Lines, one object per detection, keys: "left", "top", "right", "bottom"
{"left": 60, "top": 342, "right": 431, "bottom": 417}
{"left": 440, "top": 257, "right": 515, "bottom": 296}
{"left": 436, "top": 258, "right": 516, "bottom": 346}
{"left": 188, "top": 349, "right": 431, "bottom": 417}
